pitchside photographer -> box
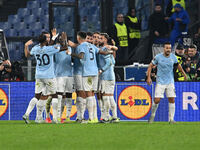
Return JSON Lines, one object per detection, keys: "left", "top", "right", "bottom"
{"left": 0, "top": 60, "right": 24, "bottom": 81}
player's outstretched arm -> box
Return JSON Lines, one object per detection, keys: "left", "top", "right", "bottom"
{"left": 68, "top": 40, "right": 78, "bottom": 48}
{"left": 105, "top": 45, "right": 118, "bottom": 51}
{"left": 24, "top": 40, "right": 33, "bottom": 58}
{"left": 177, "top": 64, "right": 188, "bottom": 81}
{"left": 146, "top": 63, "right": 154, "bottom": 85}
{"left": 66, "top": 50, "right": 84, "bottom": 59}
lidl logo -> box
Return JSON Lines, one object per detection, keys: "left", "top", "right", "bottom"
{"left": 118, "top": 85, "right": 152, "bottom": 119}
{"left": 50, "top": 92, "right": 77, "bottom": 118}
{"left": 0, "top": 88, "right": 8, "bottom": 117}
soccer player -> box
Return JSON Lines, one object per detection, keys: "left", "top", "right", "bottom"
{"left": 146, "top": 42, "right": 187, "bottom": 124}
{"left": 98, "top": 33, "right": 119, "bottom": 123}
{"left": 86, "top": 32, "right": 93, "bottom": 44}
{"left": 54, "top": 33, "right": 74, "bottom": 123}
{"left": 67, "top": 31, "right": 112, "bottom": 122}
{"left": 23, "top": 31, "right": 52, "bottom": 123}
{"left": 30, "top": 32, "right": 68, "bottom": 123}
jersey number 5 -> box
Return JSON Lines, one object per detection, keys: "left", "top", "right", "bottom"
{"left": 36, "top": 54, "right": 50, "bottom": 66}
{"left": 89, "top": 48, "right": 94, "bottom": 60}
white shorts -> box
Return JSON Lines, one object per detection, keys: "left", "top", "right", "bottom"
{"left": 35, "top": 78, "right": 57, "bottom": 95}
{"left": 74, "top": 75, "right": 83, "bottom": 91}
{"left": 99, "top": 80, "right": 115, "bottom": 94}
{"left": 155, "top": 83, "right": 176, "bottom": 98}
{"left": 56, "top": 76, "right": 74, "bottom": 93}
{"left": 82, "top": 76, "right": 97, "bottom": 92}
{"left": 92, "top": 76, "right": 98, "bottom": 92}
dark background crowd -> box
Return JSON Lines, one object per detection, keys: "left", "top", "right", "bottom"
{"left": 0, "top": 0, "right": 200, "bottom": 81}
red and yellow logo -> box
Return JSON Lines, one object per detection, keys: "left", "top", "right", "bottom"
{"left": 118, "top": 85, "right": 152, "bottom": 119}
{"left": 0, "top": 88, "right": 8, "bottom": 117}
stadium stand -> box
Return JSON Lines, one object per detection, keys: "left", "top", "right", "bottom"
{"left": 0, "top": 0, "right": 200, "bottom": 81}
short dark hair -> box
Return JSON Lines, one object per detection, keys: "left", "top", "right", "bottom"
{"left": 41, "top": 31, "right": 49, "bottom": 35}
{"left": 38, "top": 33, "right": 47, "bottom": 43}
{"left": 188, "top": 44, "right": 197, "bottom": 50}
{"left": 101, "top": 33, "right": 109, "bottom": 41}
{"left": 77, "top": 31, "right": 87, "bottom": 39}
{"left": 93, "top": 32, "right": 100, "bottom": 35}
{"left": 86, "top": 32, "right": 93, "bottom": 37}
{"left": 164, "top": 41, "right": 171, "bottom": 46}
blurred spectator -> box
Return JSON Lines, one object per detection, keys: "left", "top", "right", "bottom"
{"left": 174, "top": 44, "right": 186, "bottom": 81}
{"left": 124, "top": 8, "right": 141, "bottom": 56}
{"left": 193, "top": 26, "right": 200, "bottom": 51}
{"left": 11, "top": 61, "right": 25, "bottom": 81}
{"left": 111, "top": 13, "right": 129, "bottom": 66}
{"left": 0, "top": 60, "right": 24, "bottom": 81}
{"left": 0, "top": 60, "right": 12, "bottom": 81}
{"left": 182, "top": 44, "right": 199, "bottom": 81}
{"left": 166, "top": 0, "right": 186, "bottom": 17}
{"left": 147, "top": 4, "right": 169, "bottom": 63}
{"left": 166, "top": 3, "right": 189, "bottom": 48}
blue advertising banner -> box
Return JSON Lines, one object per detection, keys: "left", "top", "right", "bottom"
{"left": 0, "top": 82, "right": 199, "bottom": 121}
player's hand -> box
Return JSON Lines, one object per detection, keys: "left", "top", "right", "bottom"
{"left": 146, "top": 77, "right": 152, "bottom": 85}
{"left": 98, "top": 69, "right": 103, "bottom": 75}
{"left": 105, "top": 45, "right": 111, "bottom": 49}
{"left": 51, "top": 28, "right": 57, "bottom": 36}
{"left": 66, "top": 50, "right": 71, "bottom": 55}
{"left": 25, "top": 40, "right": 33, "bottom": 46}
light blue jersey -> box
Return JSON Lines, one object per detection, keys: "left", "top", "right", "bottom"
{"left": 99, "top": 46, "right": 115, "bottom": 81}
{"left": 54, "top": 46, "right": 73, "bottom": 77}
{"left": 73, "top": 45, "right": 83, "bottom": 76}
{"left": 80, "top": 42, "right": 99, "bottom": 76}
{"left": 30, "top": 44, "right": 59, "bottom": 79}
{"left": 152, "top": 53, "right": 178, "bottom": 85}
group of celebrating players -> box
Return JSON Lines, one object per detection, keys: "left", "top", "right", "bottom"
{"left": 22, "top": 29, "right": 120, "bottom": 124}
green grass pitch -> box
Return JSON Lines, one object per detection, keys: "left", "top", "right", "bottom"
{"left": 0, "top": 121, "right": 200, "bottom": 150}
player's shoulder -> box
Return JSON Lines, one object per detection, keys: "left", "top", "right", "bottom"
{"left": 155, "top": 53, "right": 163, "bottom": 59}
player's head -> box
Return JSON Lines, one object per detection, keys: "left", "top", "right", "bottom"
{"left": 101, "top": 33, "right": 109, "bottom": 45}
{"left": 93, "top": 32, "right": 100, "bottom": 46}
{"left": 38, "top": 33, "right": 48, "bottom": 45}
{"left": 175, "top": 44, "right": 185, "bottom": 56}
{"left": 86, "top": 32, "right": 93, "bottom": 44}
{"left": 77, "top": 31, "right": 87, "bottom": 44}
{"left": 188, "top": 44, "right": 197, "bottom": 57}
{"left": 163, "top": 42, "right": 171, "bottom": 56}
{"left": 41, "top": 31, "right": 50, "bottom": 45}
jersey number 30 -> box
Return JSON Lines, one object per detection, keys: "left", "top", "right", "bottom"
{"left": 36, "top": 54, "right": 50, "bottom": 66}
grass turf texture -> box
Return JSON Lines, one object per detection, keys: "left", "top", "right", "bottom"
{"left": 0, "top": 121, "right": 200, "bottom": 150}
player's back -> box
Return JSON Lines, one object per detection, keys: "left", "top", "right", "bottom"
{"left": 55, "top": 46, "right": 73, "bottom": 77}
{"left": 30, "top": 45, "right": 59, "bottom": 79}
{"left": 80, "top": 42, "right": 99, "bottom": 76}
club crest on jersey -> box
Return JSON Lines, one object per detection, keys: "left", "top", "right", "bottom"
{"left": 118, "top": 85, "right": 152, "bottom": 119}
{"left": 0, "top": 88, "right": 8, "bottom": 118}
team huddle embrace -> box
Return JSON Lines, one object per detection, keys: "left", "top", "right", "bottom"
{"left": 22, "top": 29, "right": 120, "bottom": 124}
